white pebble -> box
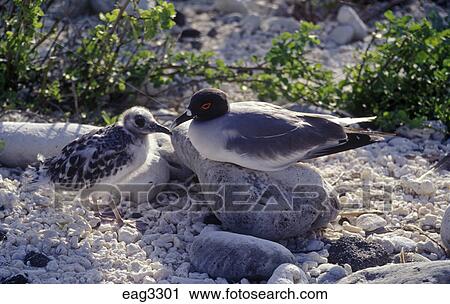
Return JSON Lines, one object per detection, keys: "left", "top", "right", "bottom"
{"left": 118, "top": 226, "right": 139, "bottom": 244}
{"left": 355, "top": 214, "right": 387, "bottom": 232}
{"left": 268, "top": 263, "right": 309, "bottom": 284}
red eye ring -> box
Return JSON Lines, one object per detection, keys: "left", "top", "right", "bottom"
{"left": 201, "top": 102, "right": 212, "bottom": 110}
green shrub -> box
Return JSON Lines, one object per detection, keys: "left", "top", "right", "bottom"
{"left": 62, "top": 0, "right": 177, "bottom": 110}
{"left": 0, "top": 0, "right": 332, "bottom": 121}
{"left": 338, "top": 11, "right": 450, "bottom": 130}
{"left": 0, "top": 0, "right": 46, "bottom": 108}
{"left": 1, "top": 2, "right": 448, "bottom": 131}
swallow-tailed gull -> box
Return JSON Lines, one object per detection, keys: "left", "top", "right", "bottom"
{"left": 25, "top": 106, "right": 171, "bottom": 225}
{"left": 172, "top": 88, "right": 389, "bottom": 171}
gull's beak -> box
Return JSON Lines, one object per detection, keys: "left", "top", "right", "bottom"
{"left": 171, "top": 110, "right": 194, "bottom": 130}
{"left": 149, "top": 122, "right": 172, "bottom": 135}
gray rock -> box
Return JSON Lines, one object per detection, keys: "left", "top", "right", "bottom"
{"left": 214, "top": 0, "right": 248, "bottom": 16}
{"left": 367, "top": 235, "right": 395, "bottom": 254}
{"left": 296, "top": 251, "right": 328, "bottom": 264}
{"left": 397, "top": 120, "right": 447, "bottom": 140}
{"left": 153, "top": 133, "right": 193, "bottom": 181}
{"left": 90, "top": 0, "right": 155, "bottom": 14}
{"left": 355, "top": 214, "right": 387, "bottom": 232}
{"left": 381, "top": 235, "right": 417, "bottom": 253}
{"left": 171, "top": 123, "right": 339, "bottom": 240}
{"left": 268, "top": 263, "right": 309, "bottom": 284}
{"left": 190, "top": 231, "right": 295, "bottom": 281}
{"left": 46, "top": 0, "right": 90, "bottom": 18}
{"left": 300, "top": 239, "right": 325, "bottom": 252}
{"left": 393, "top": 252, "right": 431, "bottom": 264}
{"left": 339, "top": 261, "right": 450, "bottom": 284}
{"left": 222, "top": 13, "right": 243, "bottom": 24}
{"left": 241, "top": 14, "right": 261, "bottom": 34}
{"left": 336, "top": 5, "right": 368, "bottom": 40}
{"left": 395, "top": 125, "right": 435, "bottom": 140}
{"left": 328, "top": 236, "right": 390, "bottom": 271}
{"left": 417, "top": 240, "right": 446, "bottom": 258}
{"left": 261, "top": 17, "right": 299, "bottom": 34}
{"left": 441, "top": 205, "right": 450, "bottom": 252}
{"left": 0, "top": 122, "right": 97, "bottom": 167}
{"left": 89, "top": 0, "right": 116, "bottom": 13}
{"left": 317, "top": 264, "right": 347, "bottom": 283}
{"left": 329, "top": 25, "right": 354, "bottom": 45}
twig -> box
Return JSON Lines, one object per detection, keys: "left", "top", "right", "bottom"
{"left": 71, "top": 81, "right": 79, "bottom": 119}
{"left": 40, "top": 23, "right": 66, "bottom": 64}
{"left": 396, "top": 224, "right": 448, "bottom": 254}
{"left": 108, "top": 0, "right": 132, "bottom": 36}
{"left": 339, "top": 210, "right": 385, "bottom": 217}
{"left": 399, "top": 247, "right": 406, "bottom": 263}
{"left": 29, "top": 19, "right": 61, "bottom": 53}
{"left": 356, "top": 33, "right": 376, "bottom": 84}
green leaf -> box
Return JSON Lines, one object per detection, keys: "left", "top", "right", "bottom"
{"left": 443, "top": 59, "right": 450, "bottom": 68}
{"left": 384, "top": 10, "right": 395, "bottom": 22}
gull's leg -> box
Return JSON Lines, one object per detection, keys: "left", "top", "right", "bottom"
{"left": 86, "top": 191, "right": 102, "bottom": 217}
{"left": 109, "top": 194, "right": 135, "bottom": 228}
{"left": 109, "top": 200, "right": 125, "bottom": 226}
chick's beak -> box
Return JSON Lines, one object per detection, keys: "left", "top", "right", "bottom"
{"left": 149, "top": 122, "right": 172, "bottom": 135}
{"left": 170, "top": 110, "right": 193, "bottom": 130}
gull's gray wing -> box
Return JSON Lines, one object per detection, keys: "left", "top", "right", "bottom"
{"left": 223, "top": 102, "right": 347, "bottom": 160}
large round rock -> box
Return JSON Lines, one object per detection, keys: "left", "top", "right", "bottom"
{"left": 338, "top": 261, "right": 450, "bottom": 284}
{"left": 0, "top": 122, "right": 97, "bottom": 167}
{"left": 441, "top": 205, "right": 450, "bottom": 253}
{"left": 190, "top": 231, "right": 295, "bottom": 281}
{"left": 172, "top": 123, "right": 339, "bottom": 240}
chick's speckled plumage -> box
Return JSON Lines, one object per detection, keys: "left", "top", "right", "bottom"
{"left": 42, "top": 125, "right": 138, "bottom": 189}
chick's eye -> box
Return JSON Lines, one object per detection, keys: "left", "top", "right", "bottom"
{"left": 201, "top": 102, "right": 212, "bottom": 110}
{"left": 134, "top": 115, "right": 146, "bottom": 128}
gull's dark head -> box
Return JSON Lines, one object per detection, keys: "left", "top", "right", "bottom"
{"left": 171, "top": 88, "right": 229, "bottom": 129}
{"left": 121, "top": 106, "right": 171, "bottom": 136}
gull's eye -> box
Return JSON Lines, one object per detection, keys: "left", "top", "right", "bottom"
{"left": 134, "top": 115, "right": 146, "bottom": 128}
{"left": 201, "top": 102, "right": 212, "bottom": 110}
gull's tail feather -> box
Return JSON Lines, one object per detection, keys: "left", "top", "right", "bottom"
{"left": 330, "top": 116, "right": 377, "bottom": 126}
{"left": 418, "top": 153, "right": 450, "bottom": 180}
{"left": 304, "top": 128, "right": 393, "bottom": 159}
{"left": 300, "top": 113, "right": 377, "bottom": 127}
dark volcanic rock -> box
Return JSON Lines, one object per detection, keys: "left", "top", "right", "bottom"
{"left": 190, "top": 41, "right": 202, "bottom": 50}
{"left": 207, "top": 28, "right": 218, "bottom": 37}
{"left": 0, "top": 229, "right": 6, "bottom": 242}
{"left": 339, "top": 261, "right": 450, "bottom": 284}
{"left": 328, "top": 236, "right": 390, "bottom": 271}
{"left": 174, "top": 10, "right": 186, "bottom": 27}
{"left": 190, "top": 231, "right": 296, "bottom": 281}
{"left": 130, "top": 212, "right": 143, "bottom": 219}
{"left": 180, "top": 28, "right": 201, "bottom": 40}
{"left": 1, "top": 274, "right": 29, "bottom": 284}
{"left": 24, "top": 251, "right": 50, "bottom": 268}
